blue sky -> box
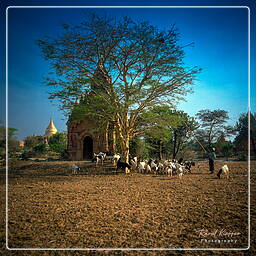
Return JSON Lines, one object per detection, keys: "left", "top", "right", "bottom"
{"left": 0, "top": 0, "right": 255, "bottom": 140}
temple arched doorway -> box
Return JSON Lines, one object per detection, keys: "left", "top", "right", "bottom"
{"left": 83, "top": 136, "right": 93, "bottom": 159}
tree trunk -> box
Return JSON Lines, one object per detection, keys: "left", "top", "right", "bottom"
{"left": 121, "top": 135, "right": 130, "bottom": 174}
{"left": 176, "top": 139, "right": 181, "bottom": 158}
{"left": 112, "top": 129, "right": 116, "bottom": 153}
{"left": 115, "top": 114, "right": 131, "bottom": 173}
{"left": 251, "top": 133, "right": 256, "bottom": 155}
{"left": 159, "top": 140, "right": 163, "bottom": 160}
{"left": 123, "top": 110, "right": 131, "bottom": 173}
{"left": 124, "top": 137, "right": 130, "bottom": 162}
{"left": 103, "top": 122, "right": 109, "bottom": 152}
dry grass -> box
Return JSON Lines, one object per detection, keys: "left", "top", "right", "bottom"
{"left": 0, "top": 160, "right": 255, "bottom": 255}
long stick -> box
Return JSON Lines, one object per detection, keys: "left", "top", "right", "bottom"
{"left": 184, "top": 122, "right": 208, "bottom": 153}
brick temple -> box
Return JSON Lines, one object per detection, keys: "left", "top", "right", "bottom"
{"left": 67, "top": 61, "right": 115, "bottom": 160}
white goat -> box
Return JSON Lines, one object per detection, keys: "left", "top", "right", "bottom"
{"left": 145, "top": 164, "right": 151, "bottom": 173}
{"left": 113, "top": 153, "right": 121, "bottom": 165}
{"left": 164, "top": 162, "right": 176, "bottom": 176}
{"left": 163, "top": 160, "right": 171, "bottom": 167}
{"left": 217, "top": 164, "right": 229, "bottom": 179}
{"left": 175, "top": 164, "right": 184, "bottom": 179}
{"left": 149, "top": 160, "right": 158, "bottom": 174}
{"left": 138, "top": 161, "right": 147, "bottom": 173}
{"left": 130, "top": 157, "right": 138, "bottom": 171}
{"left": 165, "top": 166, "right": 173, "bottom": 177}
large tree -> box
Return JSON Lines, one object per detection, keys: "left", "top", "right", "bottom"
{"left": 195, "top": 109, "right": 234, "bottom": 149}
{"left": 38, "top": 14, "right": 200, "bottom": 161}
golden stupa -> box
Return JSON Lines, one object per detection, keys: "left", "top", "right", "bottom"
{"left": 44, "top": 119, "right": 58, "bottom": 137}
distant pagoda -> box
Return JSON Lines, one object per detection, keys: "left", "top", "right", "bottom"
{"left": 44, "top": 119, "right": 58, "bottom": 137}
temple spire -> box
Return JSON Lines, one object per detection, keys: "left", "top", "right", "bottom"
{"left": 45, "top": 118, "right": 58, "bottom": 137}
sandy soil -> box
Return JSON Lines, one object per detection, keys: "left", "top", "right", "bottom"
{"left": 0, "top": 160, "right": 255, "bottom": 256}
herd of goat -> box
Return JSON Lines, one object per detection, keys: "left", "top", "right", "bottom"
{"left": 72, "top": 152, "right": 196, "bottom": 178}
{"left": 71, "top": 152, "right": 230, "bottom": 179}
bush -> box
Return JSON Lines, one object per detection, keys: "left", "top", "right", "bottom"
{"left": 21, "top": 151, "right": 36, "bottom": 160}
{"left": 178, "top": 149, "right": 198, "bottom": 161}
{"left": 48, "top": 132, "right": 67, "bottom": 155}
{"left": 236, "top": 151, "right": 248, "bottom": 161}
{"left": 24, "top": 135, "right": 45, "bottom": 149}
{"left": 33, "top": 143, "right": 48, "bottom": 153}
{"left": 49, "top": 143, "right": 66, "bottom": 154}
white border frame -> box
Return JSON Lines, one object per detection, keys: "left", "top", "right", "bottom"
{"left": 5, "top": 5, "right": 251, "bottom": 251}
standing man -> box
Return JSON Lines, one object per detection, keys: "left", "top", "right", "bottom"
{"left": 208, "top": 147, "right": 216, "bottom": 174}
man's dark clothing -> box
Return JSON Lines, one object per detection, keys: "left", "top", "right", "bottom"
{"left": 208, "top": 151, "right": 216, "bottom": 173}
{"left": 209, "top": 159, "right": 215, "bottom": 173}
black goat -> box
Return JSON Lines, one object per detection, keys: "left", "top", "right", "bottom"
{"left": 184, "top": 161, "right": 195, "bottom": 173}
{"left": 116, "top": 159, "right": 131, "bottom": 173}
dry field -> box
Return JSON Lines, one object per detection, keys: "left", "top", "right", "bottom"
{"left": 0, "top": 160, "right": 255, "bottom": 256}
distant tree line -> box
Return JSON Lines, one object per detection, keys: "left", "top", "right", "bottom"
{"left": 0, "top": 111, "right": 255, "bottom": 162}
{"left": 0, "top": 128, "right": 67, "bottom": 163}
{"left": 20, "top": 132, "right": 67, "bottom": 160}
{"left": 126, "top": 110, "right": 256, "bottom": 161}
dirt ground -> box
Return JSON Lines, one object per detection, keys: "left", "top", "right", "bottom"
{"left": 0, "top": 160, "right": 255, "bottom": 256}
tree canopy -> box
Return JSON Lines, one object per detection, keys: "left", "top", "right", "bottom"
{"left": 234, "top": 112, "right": 256, "bottom": 154}
{"left": 0, "top": 121, "right": 19, "bottom": 159}
{"left": 38, "top": 14, "right": 201, "bottom": 160}
{"left": 195, "top": 109, "right": 233, "bottom": 149}
{"left": 143, "top": 107, "right": 198, "bottom": 159}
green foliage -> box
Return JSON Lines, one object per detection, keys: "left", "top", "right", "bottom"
{"left": 195, "top": 109, "right": 234, "bottom": 148}
{"left": 24, "top": 135, "right": 45, "bottom": 149}
{"left": 234, "top": 112, "right": 256, "bottom": 155}
{"left": 21, "top": 142, "right": 48, "bottom": 160}
{"left": 20, "top": 150, "right": 35, "bottom": 160}
{"left": 37, "top": 13, "right": 200, "bottom": 159}
{"left": 0, "top": 122, "right": 19, "bottom": 159}
{"left": 21, "top": 135, "right": 46, "bottom": 159}
{"left": 215, "top": 133, "right": 234, "bottom": 159}
{"left": 48, "top": 132, "right": 67, "bottom": 154}
{"left": 143, "top": 106, "right": 198, "bottom": 159}
{"left": 221, "top": 143, "right": 234, "bottom": 159}
{"left": 129, "top": 137, "right": 149, "bottom": 159}
{"left": 33, "top": 143, "right": 48, "bottom": 153}
{"left": 22, "top": 133, "right": 67, "bottom": 159}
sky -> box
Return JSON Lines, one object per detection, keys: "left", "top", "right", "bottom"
{"left": 0, "top": 0, "right": 255, "bottom": 140}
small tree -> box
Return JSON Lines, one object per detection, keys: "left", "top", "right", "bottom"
{"left": 234, "top": 112, "right": 256, "bottom": 155}
{"left": 143, "top": 107, "right": 198, "bottom": 159}
{"left": 24, "top": 135, "right": 45, "bottom": 149}
{"left": 130, "top": 136, "right": 149, "bottom": 160}
{"left": 143, "top": 106, "right": 174, "bottom": 159}
{"left": 0, "top": 122, "right": 19, "bottom": 159}
{"left": 216, "top": 133, "right": 234, "bottom": 160}
{"left": 170, "top": 111, "right": 198, "bottom": 159}
{"left": 48, "top": 132, "right": 67, "bottom": 154}
{"left": 195, "top": 109, "right": 234, "bottom": 149}
{"left": 33, "top": 143, "right": 48, "bottom": 154}
{"left": 38, "top": 14, "right": 200, "bottom": 162}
